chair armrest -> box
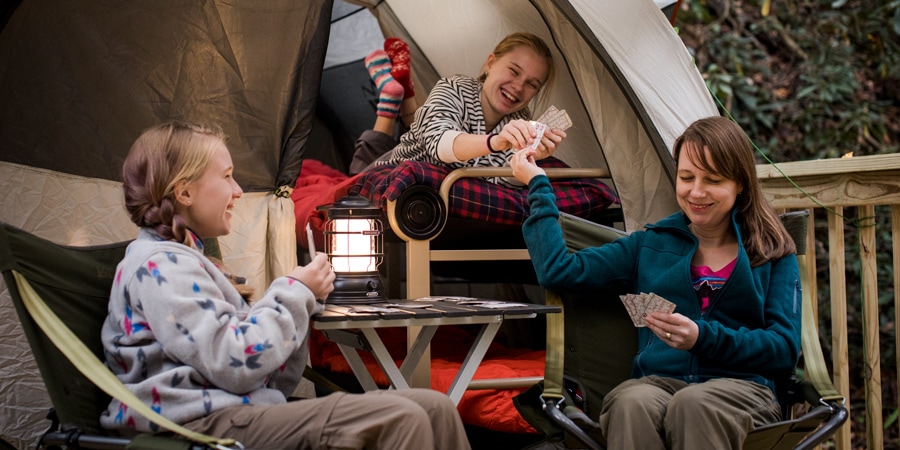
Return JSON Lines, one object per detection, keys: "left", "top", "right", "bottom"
{"left": 387, "top": 166, "right": 613, "bottom": 241}
{"left": 438, "top": 167, "right": 610, "bottom": 207}
{"left": 558, "top": 211, "right": 628, "bottom": 252}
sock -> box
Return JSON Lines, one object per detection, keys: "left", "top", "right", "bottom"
{"left": 365, "top": 49, "right": 404, "bottom": 118}
{"left": 384, "top": 38, "right": 415, "bottom": 99}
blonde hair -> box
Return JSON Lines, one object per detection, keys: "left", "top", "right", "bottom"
{"left": 122, "top": 121, "right": 225, "bottom": 241}
{"left": 673, "top": 117, "right": 796, "bottom": 266}
{"left": 478, "top": 32, "right": 556, "bottom": 112}
{"left": 122, "top": 121, "right": 254, "bottom": 298}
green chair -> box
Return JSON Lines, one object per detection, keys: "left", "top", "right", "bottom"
{"left": 0, "top": 222, "right": 238, "bottom": 449}
{"left": 517, "top": 211, "right": 848, "bottom": 450}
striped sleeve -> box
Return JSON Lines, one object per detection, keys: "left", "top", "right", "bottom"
{"left": 383, "top": 74, "right": 531, "bottom": 188}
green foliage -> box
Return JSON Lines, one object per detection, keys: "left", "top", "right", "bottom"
{"left": 678, "top": 0, "right": 900, "bottom": 163}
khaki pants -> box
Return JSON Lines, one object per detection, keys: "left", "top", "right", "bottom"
{"left": 183, "top": 388, "right": 470, "bottom": 450}
{"left": 599, "top": 376, "right": 780, "bottom": 450}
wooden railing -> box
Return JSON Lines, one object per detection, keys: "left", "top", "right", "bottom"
{"left": 758, "top": 153, "right": 900, "bottom": 450}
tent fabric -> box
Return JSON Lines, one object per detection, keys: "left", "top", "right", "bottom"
{"left": 0, "top": 0, "right": 332, "bottom": 296}
{"left": 0, "top": 0, "right": 329, "bottom": 191}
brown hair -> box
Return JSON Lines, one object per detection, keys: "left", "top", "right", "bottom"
{"left": 673, "top": 116, "right": 796, "bottom": 266}
{"left": 122, "top": 121, "right": 253, "bottom": 298}
{"left": 478, "top": 32, "right": 556, "bottom": 109}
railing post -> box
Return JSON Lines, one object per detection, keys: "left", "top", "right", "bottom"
{"left": 858, "top": 204, "right": 882, "bottom": 449}
{"left": 894, "top": 206, "right": 900, "bottom": 449}
{"left": 827, "top": 207, "right": 851, "bottom": 450}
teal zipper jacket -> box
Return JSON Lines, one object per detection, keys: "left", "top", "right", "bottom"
{"left": 522, "top": 176, "right": 801, "bottom": 394}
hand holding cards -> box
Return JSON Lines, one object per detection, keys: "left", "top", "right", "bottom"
{"left": 522, "top": 105, "right": 573, "bottom": 151}
{"left": 619, "top": 292, "right": 676, "bottom": 327}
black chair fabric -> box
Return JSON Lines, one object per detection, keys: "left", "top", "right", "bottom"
{"left": 0, "top": 222, "right": 128, "bottom": 435}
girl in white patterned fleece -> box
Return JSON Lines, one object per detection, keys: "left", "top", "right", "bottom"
{"left": 350, "top": 33, "right": 568, "bottom": 188}
{"left": 101, "top": 121, "right": 470, "bottom": 449}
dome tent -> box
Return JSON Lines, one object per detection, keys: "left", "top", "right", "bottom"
{"left": 0, "top": 0, "right": 716, "bottom": 447}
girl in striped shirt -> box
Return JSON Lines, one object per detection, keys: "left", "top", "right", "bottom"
{"left": 350, "top": 32, "right": 568, "bottom": 188}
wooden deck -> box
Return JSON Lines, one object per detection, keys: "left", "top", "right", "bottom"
{"left": 758, "top": 153, "right": 900, "bottom": 450}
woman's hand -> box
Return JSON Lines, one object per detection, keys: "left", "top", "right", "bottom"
{"left": 509, "top": 147, "right": 546, "bottom": 185}
{"left": 645, "top": 311, "right": 699, "bottom": 350}
{"left": 288, "top": 253, "right": 335, "bottom": 301}
{"left": 534, "top": 128, "right": 566, "bottom": 160}
{"left": 494, "top": 119, "right": 566, "bottom": 159}
{"left": 493, "top": 119, "right": 534, "bottom": 151}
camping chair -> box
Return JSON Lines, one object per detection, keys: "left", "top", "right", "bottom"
{"left": 0, "top": 222, "right": 243, "bottom": 449}
{"left": 517, "top": 210, "right": 848, "bottom": 450}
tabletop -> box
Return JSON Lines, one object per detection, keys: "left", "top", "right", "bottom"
{"left": 312, "top": 296, "right": 561, "bottom": 328}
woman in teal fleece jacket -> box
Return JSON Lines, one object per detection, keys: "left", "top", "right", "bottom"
{"left": 509, "top": 116, "right": 801, "bottom": 450}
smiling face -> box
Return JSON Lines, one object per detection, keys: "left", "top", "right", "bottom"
{"left": 175, "top": 138, "right": 243, "bottom": 238}
{"left": 480, "top": 45, "right": 549, "bottom": 126}
{"left": 675, "top": 142, "right": 742, "bottom": 233}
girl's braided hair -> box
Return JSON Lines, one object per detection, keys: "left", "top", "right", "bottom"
{"left": 122, "top": 121, "right": 253, "bottom": 299}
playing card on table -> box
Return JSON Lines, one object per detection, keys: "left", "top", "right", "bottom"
{"left": 535, "top": 105, "right": 573, "bottom": 131}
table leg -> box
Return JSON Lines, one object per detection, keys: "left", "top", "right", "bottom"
{"left": 405, "top": 239, "right": 432, "bottom": 388}
{"left": 446, "top": 318, "right": 503, "bottom": 405}
{"left": 335, "top": 344, "right": 380, "bottom": 391}
{"left": 399, "top": 325, "right": 438, "bottom": 380}
{"left": 360, "top": 328, "right": 410, "bottom": 389}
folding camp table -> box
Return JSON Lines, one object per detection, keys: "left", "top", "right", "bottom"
{"left": 312, "top": 298, "right": 560, "bottom": 405}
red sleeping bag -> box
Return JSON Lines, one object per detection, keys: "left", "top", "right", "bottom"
{"left": 309, "top": 326, "right": 543, "bottom": 434}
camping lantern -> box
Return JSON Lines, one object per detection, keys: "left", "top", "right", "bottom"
{"left": 321, "top": 193, "right": 386, "bottom": 304}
